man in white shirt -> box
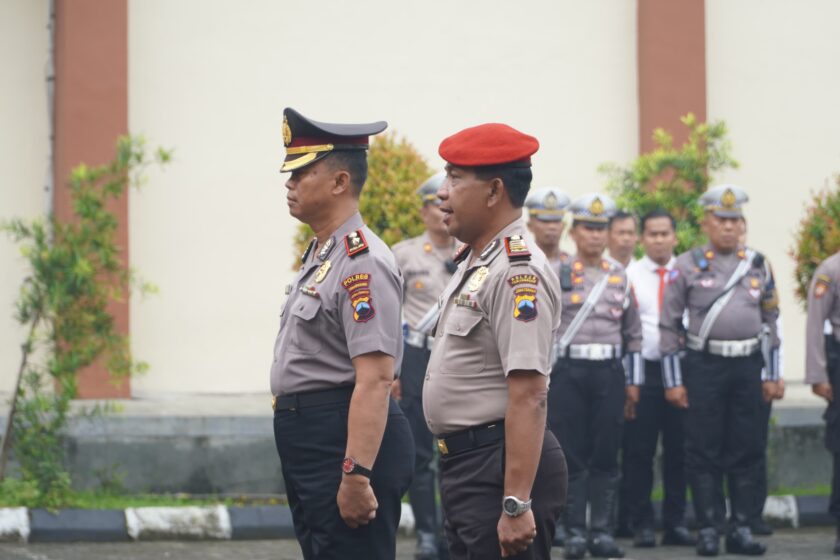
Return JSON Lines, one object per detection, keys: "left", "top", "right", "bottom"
{"left": 619, "top": 209, "right": 695, "bottom": 548}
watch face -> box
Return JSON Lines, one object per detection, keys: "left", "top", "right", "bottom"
{"left": 342, "top": 457, "right": 355, "bottom": 474}
{"left": 503, "top": 498, "right": 518, "bottom": 515}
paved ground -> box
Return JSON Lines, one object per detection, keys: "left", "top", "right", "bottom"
{"left": 0, "top": 529, "right": 835, "bottom": 560}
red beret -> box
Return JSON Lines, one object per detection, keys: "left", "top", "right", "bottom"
{"left": 438, "top": 123, "right": 539, "bottom": 167}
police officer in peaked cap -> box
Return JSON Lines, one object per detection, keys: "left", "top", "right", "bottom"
{"left": 548, "top": 193, "right": 643, "bottom": 559}
{"left": 424, "top": 122, "right": 567, "bottom": 560}
{"left": 270, "top": 108, "right": 414, "bottom": 559}
{"left": 524, "top": 187, "right": 572, "bottom": 275}
{"left": 660, "top": 184, "right": 780, "bottom": 557}
{"left": 391, "top": 171, "right": 456, "bottom": 560}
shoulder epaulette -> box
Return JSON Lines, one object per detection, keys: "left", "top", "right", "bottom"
{"left": 560, "top": 262, "right": 573, "bottom": 291}
{"left": 453, "top": 243, "right": 471, "bottom": 264}
{"left": 504, "top": 235, "right": 531, "bottom": 262}
{"left": 752, "top": 251, "right": 765, "bottom": 269}
{"left": 301, "top": 237, "right": 317, "bottom": 264}
{"left": 344, "top": 229, "right": 369, "bottom": 258}
{"left": 691, "top": 247, "right": 710, "bottom": 271}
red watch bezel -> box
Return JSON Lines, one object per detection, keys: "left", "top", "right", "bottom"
{"left": 342, "top": 457, "right": 372, "bottom": 478}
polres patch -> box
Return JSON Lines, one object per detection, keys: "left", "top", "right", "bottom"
{"left": 513, "top": 286, "right": 538, "bottom": 322}
{"left": 508, "top": 273, "right": 538, "bottom": 287}
{"left": 342, "top": 273, "right": 376, "bottom": 322}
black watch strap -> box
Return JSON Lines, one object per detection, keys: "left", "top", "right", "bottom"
{"left": 342, "top": 457, "right": 372, "bottom": 478}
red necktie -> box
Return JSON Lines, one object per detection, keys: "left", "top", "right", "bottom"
{"left": 657, "top": 267, "right": 667, "bottom": 310}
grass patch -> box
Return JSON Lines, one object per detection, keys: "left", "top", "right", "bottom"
{"left": 0, "top": 479, "right": 287, "bottom": 510}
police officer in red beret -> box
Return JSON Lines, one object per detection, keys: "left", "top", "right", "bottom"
{"left": 423, "top": 123, "right": 567, "bottom": 559}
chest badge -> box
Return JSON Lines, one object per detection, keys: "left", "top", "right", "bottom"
{"left": 700, "top": 278, "right": 715, "bottom": 288}
{"left": 423, "top": 242, "right": 432, "bottom": 253}
{"left": 468, "top": 266, "right": 489, "bottom": 292}
{"left": 315, "top": 260, "right": 332, "bottom": 283}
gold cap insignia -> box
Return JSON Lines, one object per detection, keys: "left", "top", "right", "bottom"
{"left": 590, "top": 197, "right": 604, "bottom": 215}
{"left": 282, "top": 115, "right": 292, "bottom": 146}
{"left": 721, "top": 188, "right": 736, "bottom": 209}
{"left": 545, "top": 192, "right": 558, "bottom": 210}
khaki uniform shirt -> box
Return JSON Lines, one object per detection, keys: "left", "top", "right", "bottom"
{"left": 423, "top": 218, "right": 561, "bottom": 436}
{"left": 805, "top": 251, "right": 840, "bottom": 384}
{"left": 659, "top": 243, "right": 781, "bottom": 387}
{"left": 556, "top": 256, "right": 642, "bottom": 350}
{"left": 392, "top": 233, "right": 455, "bottom": 329}
{"left": 270, "top": 212, "right": 403, "bottom": 396}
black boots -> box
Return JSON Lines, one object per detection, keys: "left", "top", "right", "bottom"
{"left": 587, "top": 473, "right": 624, "bottom": 558}
{"left": 725, "top": 526, "right": 766, "bottom": 556}
{"left": 563, "top": 474, "right": 588, "bottom": 559}
{"left": 692, "top": 473, "right": 721, "bottom": 556}
{"left": 414, "top": 530, "right": 438, "bottom": 560}
{"left": 696, "top": 527, "right": 720, "bottom": 557}
{"left": 726, "top": 473, "right": 766, "bottom": 556}
{"left": 661, "top": 525, "right": 696, "bottom": 546}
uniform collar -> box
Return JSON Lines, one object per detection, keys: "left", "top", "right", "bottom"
{"left": 570, "top": 253, "right": 612, "bottom": 272}
{"left": 308, "top": 212, "right": 366, "bottom": 264}
{"left": 470, "top": 217, "right": 526, "bottom": 268}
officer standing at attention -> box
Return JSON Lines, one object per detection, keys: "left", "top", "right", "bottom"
{"left": 524, "top": 186, "right": 572, "bottom": 274}
{"left": 423, "top": 122, "right": 567, "bottom": 560}
{"left": 607, "top": 210, "right": 639, "bottom": 268}
{"left": 660, "top": 184, "right": 780, "bottom": 557}
{"left": 548, "top": 193, "right": 643, "bottom": 560}
{"left": 271, "top": 108, "right": 414, "bottom": 559}
{"left": 620, "top": 210, "right": 695, "bottom": 548}
{"left": 391, "top": 171, "right": 455, "bottom": 560}
{"left": 804, "top": 250, "right": 840, "bottom": 555}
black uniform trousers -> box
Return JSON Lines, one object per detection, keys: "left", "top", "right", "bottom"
{"left": 548, "top": 358, "right": 625, "bottom": 536}
{"left": 439, "top": 430, "right": 567, "bottom": 560}
{"left": 619, "top": 360, "right": 688, "bottom": 531}
{"left": 548, "top": 358, "right": 625, "bottom": 479}
{"left": 273, "top": 394, "right": 414, "bottom": 560}
{"left": 823, "top": 336, "right": 840, "bottom": 522}
{"left": 398, "top": 342, "right": 440, "bottom": 537}
{"left": 749, "top": 397, "right": 773, "bottom": 525}
{"left": 682, "top": 350, "right": 764, "bottom": 530}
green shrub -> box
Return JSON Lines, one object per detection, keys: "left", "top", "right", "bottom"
{"left": 601, "top": 113, "right": 739, "bottom": 255}
{"left": 790, "top": 175, "right": 840, "bottom": 310}
{"left": 293, "top": 132, "right": 433, "bottom": 262}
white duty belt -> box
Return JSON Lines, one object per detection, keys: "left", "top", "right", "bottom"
{"left": 566, "top": 343, "right": 622, "bottom": 361}
{"left": 405, "top": 328, "right": 435, "bottom": 350}
{"left": 686, "top": 333, "right": 760, "bottom": 357}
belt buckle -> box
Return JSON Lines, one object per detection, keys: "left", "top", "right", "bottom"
{"left": 590, "top": 345, "right": 605, "bottom": 360}
{"left": 437, "top": 439, "right": 449, "bottom": 456}
{"left": 271, "top": 395, "right": 277, "bottom": 411}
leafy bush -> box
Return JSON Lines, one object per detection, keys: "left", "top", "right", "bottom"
{"left": 1, "top": 136, "right": 169, "bottom": 508}
{"left": 791, "top": 175, "right": 840, "bottom": 310}
{"left": 293, "top": 132, "right": 433, "bottom": 262}
{"left": 601, "top": 113, "right": 739, "bottom": 254}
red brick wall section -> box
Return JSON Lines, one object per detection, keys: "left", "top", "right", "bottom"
{"left": 54, "top": 0, "right": 130, "bottom": 398}
{"left": 637, "top": 0, "right": 707, "bottom": 152}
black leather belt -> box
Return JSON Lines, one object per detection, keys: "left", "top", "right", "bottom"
{"left": 437, "top": 421, "right": 505, "bottom": 457}
{"left": 272, "top": 386, "right": 354, "bottom": 412}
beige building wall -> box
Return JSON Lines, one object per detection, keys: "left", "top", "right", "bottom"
{"left": 128, "top": 0, "right": 639, "bottom": 395}
{"left": 706, "top": 0, "right": 840, "bottom": 381}
{"left": 0, "top": 1, "right": 51, "bottom": 393}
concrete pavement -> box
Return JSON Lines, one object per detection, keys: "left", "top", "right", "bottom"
{"left": 0, "top": 528, "right": 835, "bottom": 559}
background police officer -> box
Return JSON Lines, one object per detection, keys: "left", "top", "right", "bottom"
{"left": 392, "top": 172, "right": 455, "bottom": 560}
{"left": 660, "top": 184, "right": 780, "bottom": 557}
{"left": 548, "top": 193, "right": 643, "bottom": 560}
{"left": 271, "top": 108, "right": 414, "bottom": 559}
{"left": 524, "top": 186, "right": 572, "bottom": 274}
{"left": 424, "top": 123, "right": 567, "bottom": 560}
{"left": 620, "top": 209, "right": 695, "bottom": 548}
{"left": 805, "top": 250, "right": 840, "bottom": 555}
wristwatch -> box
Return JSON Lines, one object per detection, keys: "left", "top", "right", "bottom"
{"left": 342, "top": 457, "right": 372, "bottom": 478}
{"left": 502, "top": 495, "right": 532, "bottom": 517}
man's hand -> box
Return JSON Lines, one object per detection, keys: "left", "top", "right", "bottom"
{"left": 390, "top": 378, "right": 402, "bottom": 401}
{"left": 762, "top": 381, "right": 779, "bottom": 403}
{"left": 624, "top": 385, "right": 640, "bottom": 420}
{"left": 813, "top": 382, "right": 834, "bottom": 403}
{"left": 775, "top": 379, "right": 786, "bottom": 400}
{"left": 498, "top": 510, "right": 537, "bottom": 557}
{"left": 665, "top": 386, "right": 689, "bottom": 409}
{"left": 337, "top": 475, "right": 378, "bottom": 528}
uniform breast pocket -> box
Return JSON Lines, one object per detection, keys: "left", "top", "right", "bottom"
{"left": 440, "top": 309, "right": 486, "bottom": 374}
{"left": 289, "top": 296, "right": 323, "bottom": 355}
